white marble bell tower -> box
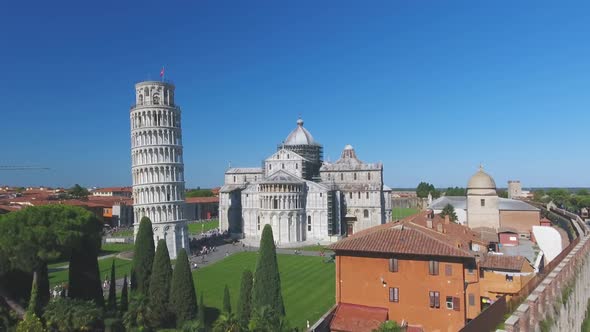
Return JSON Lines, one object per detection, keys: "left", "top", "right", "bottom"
{"left": 130, "top": 80, "right": 189, "bottom": 258}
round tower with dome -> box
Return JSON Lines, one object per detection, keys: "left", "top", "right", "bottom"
{"left": 466, "top": 165, "right": 500, "bottom": 230}
{"left": 280, "top": 118, "right": 323, "bottom": 181}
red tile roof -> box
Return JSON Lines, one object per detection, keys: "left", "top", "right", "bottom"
{"left": 328, "top": 221, "right": 474, "bottom": 258}
{"left": 330, "top": 303, "right": 388, "bottom": 332}
{"left": 185, "top": 197, "right": 219, "bottom": 204}
{"left": 480, "top": 254, "right": 529, "bottom": 271}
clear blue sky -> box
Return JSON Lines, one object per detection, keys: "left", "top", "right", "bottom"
{"left": 1, "top": 1, "right": 589, "bottom": 189}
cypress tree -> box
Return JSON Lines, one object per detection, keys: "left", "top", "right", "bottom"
{"left": 147, "top": 239, "right": 173, "bottom": 328}
{"left": 69, "top": 239, "right": 104, "bottom": 307}
{"left": 27, "top": 271, "right": 40, "bottom": 317}
{"left": 107, "top": 260, "right": 117, "bottom": 312}
{"left": 252, "top": 224, "right": 285, "bottom": 316}
{"left": 120, "top": 274, "right": 129, "bottom": 313}
{"left": 198, "top": 293, "right": 205, "bottom": 328}
{"left": 132, "top": 217, "right": 155, "bottom": 296}
{"left": 236, "top": 269, "right": 253, "bottom": 326}
{"left": 223, "top": 284, "right": 231, "bottom": 314}
{"left": 170, "top": 249, "right": 197, "bottom": 327}
{"left": 37, "top": 262, "right": 50, "bottom": 308}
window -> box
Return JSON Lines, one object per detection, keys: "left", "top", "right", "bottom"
{"left": 296, "top": 163, "right": 298, "bottom": 169}
{"left": 269, "top": 164, "right": 272, "bottom": 170}
{"left": 429, "top": 260, "right": 439, "bottom": 275}
{"left": 468, "top": 267, "right": 474, "bottom": 275}
{"left": 282, "top": 163, "right": 285, "bottom": 169}
{"left": 388, "top": 258, "right": 398, "bottom": 272}
{"left": 389, "top": 287, "right": 399, "bottom": 303}
{"left": 480, "top": 199, "right": 485, "bottom": 207}
{"left": 368, "top": 172, "right": 371, "bottom": 180}
{"left": 320, "top": 193, "right": 322, "bottom": 197}
{"left": 341, "top": 173, "right": 344, "bottom": 181}
{"left": 429, "top": 291, "right": 440, "bottom": 308}
{"left": 349, "top": 192, "right": 352, "bottom": 199}
{"left": 445, "top": 264, "right": 452, "bottom": 276}
{"left": 366, "top": 192, "right": 369, "bottom": 199}
{"left": 257, "top": 216, "right": 261, "bottom": 230}
{"left": 233, "top": 176, "right": 236, "bottom": 183}
{"left": 358, "top": 192, "right": 361, "bottom": 199}
{"left": 307, "top": 216, "right": 312, "bottom": 231}
{"left": 468, "top": 294, "right": 475, "bottom": 306}
{"left": 446, "top": 296, "right": 454, "bottom": 310}
{"left": 354, "top": 173, "right": 357, "bottom": 180}
{"left": 287, "top": 154, "right": 289, "bottom": 158}
{"left": 364, "top": 209, "right": 369, "bottom": 218}
{"left": 506, "top": 275, "right": 514, "bottom": 282}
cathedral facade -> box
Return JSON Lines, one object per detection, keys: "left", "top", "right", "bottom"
{"left": 219, "top": 119, "right": 392, "bottom": 245}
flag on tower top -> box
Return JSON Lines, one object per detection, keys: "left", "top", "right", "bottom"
{"left": 160, "top": 66, "right": 165, "bottom": 78}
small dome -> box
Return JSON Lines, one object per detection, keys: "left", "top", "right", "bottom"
{"left": 467, "top": 165, "right": 496, "bottom": 189}
{"left": 344, "top": 144, "right": 353, "bottom": 150}
{"left": 284, "top": 118, "right": 319, "bottom": 146}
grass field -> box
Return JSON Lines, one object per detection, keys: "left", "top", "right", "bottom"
{"left": 188, "top": 219, "right": 219, "bottom": 235}
{"left": 288, "top": 244, "right": 333, "bottom": 252}
{"left": 48, "top": 257, "right": 132, "bottom": 287}
{"left": 110, "top": 229, "right": 133, "bottom": 237}
{"left": 193, "top": 252, "right": 335, "bottom": 329}
{"left": 392, "top": 207, "right": 419, "bottom": 220}
{"left": 101, "top": 242, "right": 135, "bottom": 253}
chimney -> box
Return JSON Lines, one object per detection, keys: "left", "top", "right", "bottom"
{"left": 426, "top": 214, "right": 433, "bottom": 229}
{"left": 444, "top": 215, "right": 450, "bottom": 225}
{"left": 436, "top": 223, "right": 443, "bottom": 233}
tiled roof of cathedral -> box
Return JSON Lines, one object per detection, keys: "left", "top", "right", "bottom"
{"left": 225, "top": 167, "right": 262, "bottom": 174}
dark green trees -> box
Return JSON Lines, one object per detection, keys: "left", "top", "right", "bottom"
{"left": 170, "top": 249, "right": 198, "bottom": 327}
{"left": 68, "top": 239, "right": 104, "bottom": 307}
{"left": 27, "top": 272, "right": 40, "bottom": 317}
{"left": 440, "top": 203, "right": 458, "bottom": 223}
{"left": 132, "top": 217, "right": 155, "bottom": 295}
{"left": 198, "top": 293, "right": 205, "bottom": 328}
{"left": 223, "top": 285, "right": 231, "bottom": 314}
{"left": 252, "top": 224, "right": 285, "bottom": 316}
{"left": 236, "top": 269, "right": 253, "bottom": 326}
{"left": 107, "top": 260, "right": 117, "bottom": 312}
{"left": 147, "top": 239, "right": 173, "bottom": 328}
{"left": 120, "top": 275, "right": 129, "bottom": 313}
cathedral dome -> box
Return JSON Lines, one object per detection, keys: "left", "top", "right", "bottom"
{"left": 467, "top": 166, "right": 496, "bottom": 190}
{"left": 284, "top": 118, "right": 319, "bottom": 146}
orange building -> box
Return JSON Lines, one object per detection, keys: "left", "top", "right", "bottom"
{"left": 477, "top": 254, "right": 534, "bottom": 306}
{"left": 329, "top": 221, "right": 477, "bottom": 332}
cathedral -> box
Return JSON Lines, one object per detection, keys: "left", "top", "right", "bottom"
{"left": 219, "top": 118, "right": 392, "bottom": 246}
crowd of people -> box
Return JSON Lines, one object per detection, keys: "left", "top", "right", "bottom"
{"left": 51, "top": 284, "right": 68, "bottom": 299}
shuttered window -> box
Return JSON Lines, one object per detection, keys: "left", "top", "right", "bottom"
{"left": 389, "top": 258, "right": 398, "bottom": 272}
{"left": 429, "top": 291, "right": 440, "bottom": 308}
{"left": 468, "top": 293, "right": 475, "bottom": 306}
{"left": 429, "top": 260, "right": 439, "bottom": 275}
{"left": 389, "top": 287, "right": 399, "bottom": 303}
{"left": 445, "top": 264, "right": 452, "bottom": 276}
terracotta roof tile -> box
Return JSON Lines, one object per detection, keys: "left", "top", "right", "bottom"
{"left": 328, "top": 221, "right": 474, "bottom": 258}
{"left": 480, "top": 254, "right": 529, "bottom": 271}
{"left": 330, "top": 303, "right": 388, "bottom": 332}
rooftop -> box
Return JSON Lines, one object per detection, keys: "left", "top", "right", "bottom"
{"left": 480, "top": 254, "right": 529, "bottom": 272}
{"left": 330, "top": 303, "right": 388, "bottom": 332}
{"left": 284, "top": 118, "right": 320, "bottom": 146}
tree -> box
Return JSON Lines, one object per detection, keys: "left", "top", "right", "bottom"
{"left": 123, "top": 294, "right": 149, "bottom": 330}
{"left": 252, "top": 224, "right": 285, "bottom": 316}
{"left": 213, "top": 312, "right": 240, "bottom": 332}
{"left": 107, "top": 260, "right": 117, "bottom": 312}
{"left": 372, "top": 320, "right": 402, "bottom": 332}
{"left": 198, "top": 293, "right": 205, "bottom": 328}
{"left": 68, "top": 238, "right": 104, "bottom": 307}
{"left": 68, "top": 184, "right": 89, "bottom": 199}
{"left": 439, "top": 204, "right": 458, "bottom": 223}
{"left": 26, "top": 272, "right": 41, "bottom": 319}
{"left": 497, "top": 189, "right": 508, "bottom": 198}
{"left": 416, "top": 182, "right": 440, "bottom": 198}
{"left": 16, "top": 312, "right": 45, "bottom": 332}
{"left": 445, "top": 187, "right": 466, "bottom": 196}
{"left": 147, "top": 239, "right": 173, "bottom": 328}
{"left": 223, "top": 284, "right": 232, "bottom": 314}
{"left": 132, "top": 217, "right": 155, "bottom": 296}
{"left": 120, "top": 275, "right": 129, "bottom": 314}
{"left": 185, "top": 189, "right": 214, "bottom": 198}
{"left": 0, "top": 205, "right": 101, "bottom": 305}
{"left": 170, "top": 249, "right": 197, "bottom": 327}
{"left": 43, "top": 298, "right": 104, "bottom": 332}
{"left": 236, "top": 269, "right": 253, "bottom": 326}
{"left": 247, "top": 306, "right": 295, "bottom": 332}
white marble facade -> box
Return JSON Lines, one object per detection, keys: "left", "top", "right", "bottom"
{"left": 219, "top": 119, "right": 392, "bottom": 246}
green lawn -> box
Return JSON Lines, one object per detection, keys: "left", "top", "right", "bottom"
{"left": 101, "top": 242, "right": 135, "bottom": 254}
{"left": 288, "top": 244, "right": 333, "bottom": 252}
{"left": 49, "top": 257, "right": 132, "bottom": 287}
{"left": 188, "top": 219, "right": 219, "bottom": 235}
{"left": 193, "top": 252, "right": 335, "bottom": 329}
{"left": 392, "top": 207, "right": 419, "bottom": 220}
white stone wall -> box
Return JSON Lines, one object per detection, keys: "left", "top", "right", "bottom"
{"left": 265, "top": 149, "right": 305, "bottom": 179}
{"left": 224, "top": 172, "right": 261, "bottom": 185}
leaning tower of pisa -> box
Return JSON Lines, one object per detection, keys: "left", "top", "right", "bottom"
{"left": 130, "top": 80, "right": 189, "bottom": 259}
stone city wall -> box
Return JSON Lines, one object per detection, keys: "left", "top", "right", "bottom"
{"left": 500, "top": 210, "right": 590, "bottom": 332}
